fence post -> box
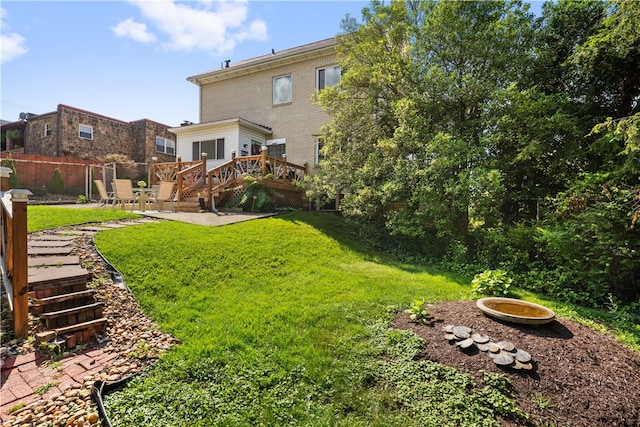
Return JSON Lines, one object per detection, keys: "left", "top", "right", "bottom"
{"left": 6, "top": 189, "right": 31, "bottom": 339}
{"left": 282, "top": 154, "right": 287, "bottom": 182}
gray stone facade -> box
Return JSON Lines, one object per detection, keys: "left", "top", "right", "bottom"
{"left": 18, "top": 104, "right": 175, "bottom": 165}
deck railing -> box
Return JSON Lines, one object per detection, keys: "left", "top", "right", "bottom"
{"left": 151, "top": 148, "right": 307, "bottom": 209}
{"left": 1, "top": 187, "right": 31, "bottom": 339}
{"left": 205, "top": 147, "right": 307, "bottom": 207}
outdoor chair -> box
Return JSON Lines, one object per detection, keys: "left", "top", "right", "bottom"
{"left": 94, "top": 180, "right": 114, "bottom": 208}
{"left": 112, "top": 179, "right": 138, "bottom": 211}
{"left": 155, "top": 181, "right": 176, "bottom": 212}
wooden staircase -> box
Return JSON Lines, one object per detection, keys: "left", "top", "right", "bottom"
{"left": 27, "top": 233, "right": 107, "bottom": 349}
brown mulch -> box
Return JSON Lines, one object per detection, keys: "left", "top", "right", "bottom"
{"left": 392, "top": 300, "right": 640, "bottom": 427}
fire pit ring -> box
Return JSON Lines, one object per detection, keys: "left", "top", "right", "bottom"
{"left": 476, "top": 297, "right": 555, "bottom": 325}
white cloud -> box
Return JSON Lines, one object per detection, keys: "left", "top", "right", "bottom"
{"left": 125, "top": 0, "right": 267, "bottom": 55}
{"left": 0, "top": 8, "right": 28, "bottom": 64}
{"left": 111, "top": 18, "right": 156, "bottom": 43}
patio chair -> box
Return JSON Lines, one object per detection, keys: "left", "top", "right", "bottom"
{"left": 155, "top": 181, "right": 176, "bottom": 212}
{"left": 94, "top": 180, "right": 114, "bottom": 208}
{"left": 112, "top": 179, "right": 138, "bottom": 211}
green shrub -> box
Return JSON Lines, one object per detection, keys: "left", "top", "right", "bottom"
{"left": 47, "top": 168, "right": 65, "bottom": 194}
{"left": 472, "top": 269, "right": 512, "bottom": 296}
{"left": 404, "top": 298, "right": 430, "bottom": 324}
{"left": 227, "top": 174, "right": 284, "bottom": 212}
{"left": 2, "top": 158, "right": 20, "bottom": 188}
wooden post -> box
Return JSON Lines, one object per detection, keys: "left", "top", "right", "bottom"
{"left": 150, "top": 157, "right": 158, "bottom": 186}
{"left": 282, "top": 154, "right": 287, "bottom": 182}
{"left": 4, "top": 189, "right": 31, "bottom": 339}
{"left": 201, "top": 152, "right": 208, "bottom": 210}
{"left": 261, "top": 146, "right": 267, "bottom": 178}
{"left": 231, "top": 150, "right": 236, "bottom": 178}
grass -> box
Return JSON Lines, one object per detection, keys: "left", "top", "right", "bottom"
{"left": 35, "top": 381, "right": 59, "bottom": 396}
{"left": 27, "top": 206, "right": 139, "bottom": 233}
{"left": 24, "top": 209, "right": 640, "bottom": 425}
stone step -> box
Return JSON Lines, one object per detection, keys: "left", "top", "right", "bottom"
{"left": 30, "top": 235, "right": 76, "bottom": 241}
{"left": 28, "top": 246, "right": 74, "bottom": 256}
{"left": 40, "top": 302, "right": 105, "bottom": 329}
{"left": 31, "top": 289, "right": 97, "bottom": 315}
{"left": 36, "top": 318, "right": 109, "bottom": 347}
{"left": 55, "top": 318, "right": 108, "bottom": 347}
{"left": 29, "top": 264, "right": 91, "bottom": 287}
{"left": 175, "top": 198, "right": 204, "bottom": 212}
{"left": 28, "top": 240, "right": 73, "bottom": 247}
{"left": 28, "top": 255, "right": 80, "bottom": 267}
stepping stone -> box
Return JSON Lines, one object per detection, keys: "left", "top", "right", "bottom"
{"left": 28, "top": 240, "right": 73, "bottom": 247}
{"left": 30, "top": 235, "right": 76, "bottom": 241}
{"left": 28, "top": 264, "right": 90, "bottom": 286}
{"left": 28, "top": 246, "right": 74, "bottom": 256}
{"left": 29, "top": 255, "right": 80, "bottom": 267}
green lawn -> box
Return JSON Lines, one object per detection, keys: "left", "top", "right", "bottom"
{"left": 27, "top": 205, "right": 139, "bottom": 232}
{"left": 26, "top": 208, "right": 640, "bottom": 425}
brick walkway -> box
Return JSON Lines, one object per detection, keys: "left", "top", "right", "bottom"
{"left": 0, "top": 346, "right": 117, "bottom": 419}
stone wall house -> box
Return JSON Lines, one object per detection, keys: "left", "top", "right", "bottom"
{"left": 4, "top": 104, "right": 176, "bottom": 166}
{"left": 172, "top": 38, "right": 340, "bottom": 172}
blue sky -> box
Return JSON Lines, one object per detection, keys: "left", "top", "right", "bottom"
{"left": 1, "top": 1, "right": 544, "bottom": 127}
{"left": 1, "top": 1, "right": 368, "bottom": 126}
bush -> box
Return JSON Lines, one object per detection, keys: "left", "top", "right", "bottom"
{"left": 2, "top": 158, "right": 20, "bottom": 188}
{"left": 471, "top": 269, "right": 512, "bottom": 297}
{"left": 227, "top": 175, "right": 284, "bottom": 212}
{"left": 47, "top": 168, "right": 65, "bottom": 194}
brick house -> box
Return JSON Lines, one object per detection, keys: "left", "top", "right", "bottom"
{"left": 171, "top": 37, "right": 340, "bottom": 172}
{"left": 2, "top": 104, "right": 176, "bottom": 165}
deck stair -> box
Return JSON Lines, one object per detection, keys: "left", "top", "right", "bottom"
{"left": 27, "top": 233, "right": 107, "bottom": 349}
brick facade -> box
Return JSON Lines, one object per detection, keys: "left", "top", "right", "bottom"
{"left": 13, "top": 104, "right": 175, "bottom": 165}
{"left": 187, "top": 38, "right": 337, "bottom": 170}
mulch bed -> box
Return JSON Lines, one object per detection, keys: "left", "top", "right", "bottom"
{"left": 392, "top": 300, "right": 640, "bottom": 427}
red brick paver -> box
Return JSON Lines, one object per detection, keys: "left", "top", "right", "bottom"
{"left": 0, "top": 347, "right": 111, "bottom": 420}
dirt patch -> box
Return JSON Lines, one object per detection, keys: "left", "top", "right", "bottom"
{"left": 392, "top": 300, "right": 640, "bottom": 426}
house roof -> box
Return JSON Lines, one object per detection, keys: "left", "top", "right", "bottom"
{"left": 168, "top": 117, "right": 272, "bottom": 135}
{"left": 2, "top": 104, "right": 173, "bottom": 128}
{"left": 187, "top": 37, "right": 338, "bottom": 86}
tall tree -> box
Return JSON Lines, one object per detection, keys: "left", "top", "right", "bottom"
{"left": 311, "top": 0, "right": 536, "bottom": 242}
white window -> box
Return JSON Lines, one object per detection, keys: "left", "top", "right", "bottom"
{"left": 314, "top": 137, "right": 325, "bottom": 165}
{"left": 156, "top": 137, "right": 175, "bottom": 155}
{"left": 79, "top": 124, "right": 93, "bottom": 140}
{"left": 273, "top": 74, "right": 292, "bottom": 105}
{"left": 317, "top": 65, "right": 341, "bottom": 90}
{"left": 193, "top": 138, "right": 224, "bottom": 160}
{"left": 44, "top": 123, "right": 52, "bottom": 137}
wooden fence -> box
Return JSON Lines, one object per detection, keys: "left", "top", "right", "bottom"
{"left": 0, "top": 153, "right": 103, "bottom": 191}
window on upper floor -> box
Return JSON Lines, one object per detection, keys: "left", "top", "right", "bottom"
{"left": 317, "top": 65, "right": 341, "bottom": 90}
{"left": 44, "top": 123, "right": 52, "bottom": 137}
{"left": 79, "top": 124, "right": 93, "bottom": 140}
{"left": 273, "top": 74, "right": 292, "bottom": 105}
{"left": 156, "top": 137, "right": 175, "bottom": 155}
{"left": 193, "top": 138, "right": 225, "bottom": 161}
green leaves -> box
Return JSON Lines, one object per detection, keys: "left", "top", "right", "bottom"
{"left": 471, "top": 269, "right": 513, "bottom": 297}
